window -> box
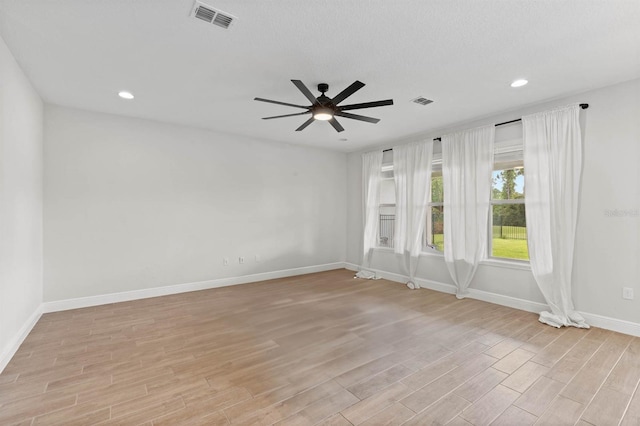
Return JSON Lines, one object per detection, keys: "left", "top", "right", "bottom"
{"left": 376, "top": 137, "right": 528, "bottom": 262}
{"left": 378, "top": 152, "right": 395, "bottom": 248}
{"left": 490, "top": 140, "right": 529, "bottom": 261}
{"left": 424, "top": 142, "right": 444, "bottom": 252}
{"left": 377, "top": 149, "right": 442, "bottom": 251}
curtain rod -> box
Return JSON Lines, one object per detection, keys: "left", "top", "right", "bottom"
{"left": 382, "top": 103, "right": 589, "bottom": 151}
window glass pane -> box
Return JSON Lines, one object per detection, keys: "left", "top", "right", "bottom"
{"left": 431, "top": 176, "right": 443, "bottom": 203}
{"left": 491, "top": 204, "right": 529, "bottom": 260}
{"left": 424, "top": 162, "right": 443, "bottom": 252}
{"left": 425, "top": 205, "right": 444, "bottom": 252}
{"left": 379, "top": 205, "right": 395, "bottom": 248}
{"left": 378, "top": 159, "right": 396, "bottom": 248}
{"left": 492, "top": 163, "right": 528, "bottom": 260}
{"left": 492, "top": 166, "right": 524, "bottom": 200}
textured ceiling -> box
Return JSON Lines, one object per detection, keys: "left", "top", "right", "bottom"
{"left": 1, "top": 0, "right": 639, "bottom": 152}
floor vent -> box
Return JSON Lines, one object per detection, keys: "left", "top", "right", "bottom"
{"left": 191, "top": 1, "right": 236, "bottom": 29}
{"left": 412, "top": 96, "right": 434, "bottom": 106}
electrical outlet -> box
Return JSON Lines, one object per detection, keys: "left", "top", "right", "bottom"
{"left": 623, "top": 287, "right": 634, "bottom": 300}
{"left": 255, "top": 254, "right": 261, "bottom": 262}
{"left": 223, "top": 257, "right": 229, "bottom": 266}
{"left": 239, "top": 256, "right": 245, "bottom": 264}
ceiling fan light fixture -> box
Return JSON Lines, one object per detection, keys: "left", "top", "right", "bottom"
{"left": 313, "top": 106, "right": 334, "bottom": 121}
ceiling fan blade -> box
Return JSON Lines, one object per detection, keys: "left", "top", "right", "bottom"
{"left": 254, "top": 97, "right": 309, "bottom": 109}
{"left": 262, "top": 112, "right": 311, "bottom": 120}
{"left": 335, "top": 111, "right": 380, "bottom": 124}
{"left": 328, "top": 117, "right": 345, "bottom": 132}
{"left": 339, "top": 99, "right": 394, "bottom": 111}
{"left": 295, "top": 117, "right": 315, "bottom": 131}
{"left": 331, "top": 80, "right": 365, "bottom": 105}
{"left": 291, "top": 80, "right": 319, "bottom": 105}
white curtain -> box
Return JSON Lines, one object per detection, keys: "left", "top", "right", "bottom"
{"left": 356, "top": 150, "right": 383, "bottom": 278}
{"left": 393, "top": 141, "right": 434, "bottom": 288}
{"left": 442, "top": 125, "right": 495, "bottom": 299}
{"left": 523, "top": 104, "right": 588, "bottom": 329}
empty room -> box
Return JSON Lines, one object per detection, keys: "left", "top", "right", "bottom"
{"left": 1, "top": 1, "right": 639, "bottom": 425}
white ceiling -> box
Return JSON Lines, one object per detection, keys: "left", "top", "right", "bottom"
{"left": 1, "top": 0, "right": 639, "bottom": 152}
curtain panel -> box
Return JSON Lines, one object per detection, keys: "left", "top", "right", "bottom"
{"left": 523, "top": 104, "right": 588, "bottom": 328}
{"left": 357, "top": 150, "right": 383, "bottom": 276}
{"left": 392, "top": 141, "right": 434, "bottom": 288}
{"left": 442, "top": 125, "right": 495, "bottom": 298}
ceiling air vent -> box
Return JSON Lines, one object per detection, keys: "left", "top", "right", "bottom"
{"left": 194, "top": 5, "right": 215, "bottom": 22}
{"left": 213, "top": 13, "right": 234, "bottom": 29}
{"left": 191, "top": 1, "right": 236, "bottom": 29}
{"left": 412, "top": 96, "right": 434, "bottom": 106}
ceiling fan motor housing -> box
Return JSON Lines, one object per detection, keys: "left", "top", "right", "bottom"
{"left": 316, "top": 94, "right": 332, "bottom": 107}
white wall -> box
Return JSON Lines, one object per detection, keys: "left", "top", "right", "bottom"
{"left": 0, "top": 37, "right": 43, "bottom": 366}
{"left": 572, "top": 79, "right": 640, "bottom": 323}
{"left": 347, "top": 78, "right": 640, "bottom": 325}
{"left": 44, "top": 106, "right": 347, "bottom": 301}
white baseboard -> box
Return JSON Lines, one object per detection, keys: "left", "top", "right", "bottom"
{"left": 0, "top": 304, "right": 43, "bottom": 373}
{"left": 42, "top": 262, "right": 346, "bottom": 313}
{"left": 343, "top": 262, "right": 360, "bottom": 272}
{"left": 348, "top": 263, "right": 640, "bottom": 337}
{"left": 466, "top": 288, "right": 549, "bottom": 315}
{"left": 580, "top": 312, "right": 640, "bottom": 338}
{"left": 345, "top": 262, "right": 457, "bottom": 294}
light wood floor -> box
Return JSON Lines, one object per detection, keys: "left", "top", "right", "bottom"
{"left": 1, "top": 269, "right": 640, "bottom": 425}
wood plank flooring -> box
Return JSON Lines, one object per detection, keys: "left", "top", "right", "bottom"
{"left": 1, "top": 269, "right": 639, "bottom": 425}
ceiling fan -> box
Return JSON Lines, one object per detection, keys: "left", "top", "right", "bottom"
{"left": 254, "top": 80, "right": 393, "bottom": 132}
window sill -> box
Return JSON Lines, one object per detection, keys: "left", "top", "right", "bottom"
{"left": 374, "top": 247, "right": 445, "bottom": 257}
{"left": 420, "top": 248, "right": 444, "bottom": 258}
{"left": 374, "top": 246, "right": 395, "bottom": 253}
{"left": 374, "top": 248, "right": 530, "bottom": 271}
{"left": 481, "top": 258, "right": 531, "bottom": 271}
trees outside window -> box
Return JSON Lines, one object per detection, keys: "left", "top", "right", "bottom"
{"left": 425, "top": 175, "right": 444, "bottom": 252}
{"left": 491, "top": 165, "right": 528, "bottom": 260}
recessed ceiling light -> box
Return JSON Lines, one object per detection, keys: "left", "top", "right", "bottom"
{"left": 118, "top": 91, "right": 134, "bottom": 100}
{"left": 510, "top": 79, "right": 528, "bottom": 88}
